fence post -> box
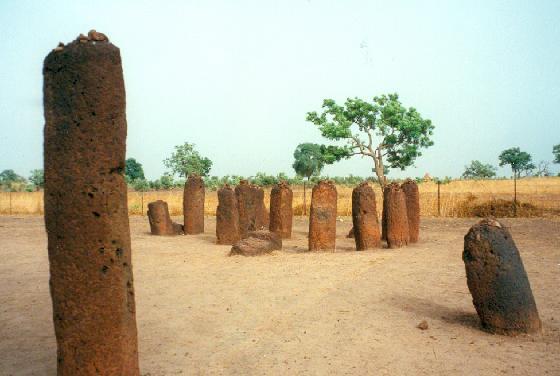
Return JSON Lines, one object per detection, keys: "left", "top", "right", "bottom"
{"left": 141, "top": 191, "right": 144, "bottom": 216}
{"left": 437, "top": 181, "right": 441, "bottom": 217}
{"left": 9, "top": 191, "right": 12, "bottom": 215}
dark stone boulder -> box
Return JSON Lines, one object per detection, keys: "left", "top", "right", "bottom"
{"left": 463, "top": 218, "right": 541, "bottom": 335}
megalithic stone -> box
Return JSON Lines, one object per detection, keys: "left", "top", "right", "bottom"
{"left": 43, "top": 32, "right": 140, "bottom": 375}
{"left": 352, "top": 182, "right": 381, "bottom": 250}
{"left": 216, "top": 185, "right": 241, "bottom": 245}
{"left": 147, "top": 200, "right": 184, "bottom": 236}
{"left": 235, "top": 180, "right": 256, "bottom": 238}
{"left": 463, "top": 219, "right": 542, "bottom": 335}
{"left": 183, "top": 174, "right": 205, "bottom": 234}
{"left": 381, "top": 185, "right": 389, "bottom": 241}
{"left": 253, "top": 185, "right": 267, "bottom": 230}
{"left": 309, "top": 180, "right": 337, "bottom": 251}
{"left": 401, "top": 179, "right": 420, "bottom": 243}
{"left": 269, "top": 181, "right": 293, "bottom": 238}
{"left": 386, "top": 183, "right": 410, "bottom": 248}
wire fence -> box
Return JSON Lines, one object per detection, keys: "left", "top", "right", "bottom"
{"left": 1, "top": 178, "right": 559, "bottom": 217}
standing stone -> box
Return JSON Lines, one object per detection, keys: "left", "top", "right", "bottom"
{"left": 269, "top": 182, "right": 293, "bottom": 238}
{"left": 309, "top": 181, "right": 337, "bottom": 251}
{"left": 463, "top": 219, "right": 541, "bottom": 335}
{"left": 381, "top": 185, "right": 389, "bottom": 241}
{"left": 235, "top": 180, "right": 257, "bottom": 238}
{"left": 386, "top": 183, "right": 410, "bottom": 248}
{"left": 401, "top": 179, "right": 420, "bottom": 243}
{"left": 183, "top": 174, "right": 205, "bottom": 234}
{"left": 147, "top": 200, "right": 184, "bottom": 236}
{"left": 43, "top": 33, "right": 140, "bottom": 375}
{"left": 253, "top": 185, "right": 268, "bottom": 230}
{"left": 352, "top": 182, "right": 381, "bottom": 250}
{"left": 216, "top": 185, "right": 240, "bottom": 245}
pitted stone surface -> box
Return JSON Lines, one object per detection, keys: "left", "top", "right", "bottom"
{"left": 401, "top": 179, "right": 420, "bottom": 243}
{"left": 386, "top": 183, "right": 410, "bottom": 248}
{"left": 309, "top": 181, "right": 337, "bottom": 251}
{"left": 148, "top": 200, "right": 184, "bottom": 236}
{"left": 43, "top": 34, "right": 139, "bottom": 375}
{"left": 216, "top": 185, "right": 240, "bottom": 245}
{"left": 269, "top": 182, "right": 293, "bottom": 239}
{"left": 352, "top": 182, "right": 381, "bottom": 250}
{"left": 235, "top": 180, "right": 257, "bottom": 238}
{"left": 463, "top": 219, "right": 541, "bottom": 335}
{"left": 184, "top": 175, "right": 205, "bottom": 234}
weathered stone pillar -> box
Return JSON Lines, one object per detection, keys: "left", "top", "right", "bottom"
{"left": 463, "top": 219, "right": 541, "bottom": 335}
{"left": 309, "top": 181, "right": 337, "bottom": 251}
{"left": 43, "top": 32, "right": 140, "bottom": 375}
{"left": 269, "top": 182, "right": 293, "bottom": 238}
{"left": 253, "top": 185, "right": 268, "bottom": 230}
{"left": 235, "top": 180, "right": 256, "bottom": 238}
{"left": 401, "top": 179, "right": 420, "bottom": 243}
{"left": 147, "top": 200, "right": 184, "bottom": 235}
{"left": 381, "top": 185, "right": 389, "bottom": 241}
{"left": 216, "top": 185, "right": 240, "bottom": 245}
{"left": 183, "top": 174, "right": 205, "bottom": 234}
{"left": 386, "top": 183, "right": 409, "bottom": 248}
{"left": 352, "top": 182, "right": 381, "bottom": 250}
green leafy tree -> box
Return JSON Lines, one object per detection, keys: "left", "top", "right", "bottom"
{"left": 498, "top": 147, "right": 535, "bottom": 213}
{"left": 159, "top": 174, "right": 175, "bottom": 190}
{"left": 0, "top": 169, "right": 26, "bottom": 191}
{"left": 28, "top": 169, "right": 45, "bottom": 191}
{"left": 462, "top": 160, "right": 496, "bottom": 179}
{"left": 163, "top": 143, "right": 212, "bottom": 178}
{"left": 131, "top": 178, "right": 149, "bottom": 192}
{"left": 306, "top": 93, "right": 434, "bottom": 189}
{"left": 553, "top": 144, "right": 560, "bottom": 164}
{"left": 125, "top": 158, "right": 145, "bottom": 181}
{"left": 292, "top": 143, "right": 325, "bottom": 214}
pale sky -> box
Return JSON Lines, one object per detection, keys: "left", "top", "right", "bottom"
{"left": 1, "top": 0, "right": 559, "bottom": 180}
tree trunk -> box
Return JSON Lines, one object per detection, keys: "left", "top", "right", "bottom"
{"left": 373, "top": 148, "right": 387, "bottom": 190}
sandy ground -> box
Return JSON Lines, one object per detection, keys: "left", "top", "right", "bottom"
{"left": 0, "top": 215, "right": 559, "bottom": 376}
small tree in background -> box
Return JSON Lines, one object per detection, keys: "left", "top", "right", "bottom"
{"left": 498, "top": 147, "right": 535, "bottom": 214}
{"left": 306, "top": 93, "right": 434, "bottom": 189}
{"left": 29, "top": 169, "right": 44, "bottom": 191}
{"left": 462, "top": 160, "right": 496, "bottom": 179}
{"left": 125, "top": 158, "right": 145, "bottom": 181}
{"left": 533, "top": 161, "right": 550, "bottom": 177}
{"left": 553, "top": 144, "right": 560, "bottom": 164}
{"left": 292, "top": 143, "right": 325, "bottom": 214}
{"left": 163, "top": 142, "right": 212, "bottom": 178}
{"left": 0, "top": 169, "right": 26, "bottom": 191}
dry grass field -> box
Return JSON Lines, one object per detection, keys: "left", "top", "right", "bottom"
{"left": 1, "top": 215, "right": 559, "bottom": 375}
{"left": 1, "top": 177, "right": 559, "bottom": 217}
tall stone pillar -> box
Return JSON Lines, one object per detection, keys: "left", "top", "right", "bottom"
{"left": 401, "top": 179, "right": 420, "bottom": 243}
{"left": 385, "top": 183, "right": 410, "bottom": 248}
{"left": 253, "top": 185, "right": 268, "bottom": 230}
{"left": 269, "top": 182, "right": 293, "bottom": 238}
{"left": 183, "top": 174, "right": 205, "bottom": 234}
{"left": 308, "top": 181, "right": 337, "bottom": 251}
{"left": 352, "top": 182, "right": 381, "bottom": 250}
{"left": 43, "top": 32, "right": 140, "bottom": 375}
{"left": 216, "top": 185, "right": 240, "bottom": 245}
{"left": 235, "top": 180, "right": 256, "bottom": 238}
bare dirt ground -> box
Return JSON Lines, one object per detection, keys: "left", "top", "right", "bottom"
{"left": 1, "top": 215, "right": 559, "bottom": 375}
